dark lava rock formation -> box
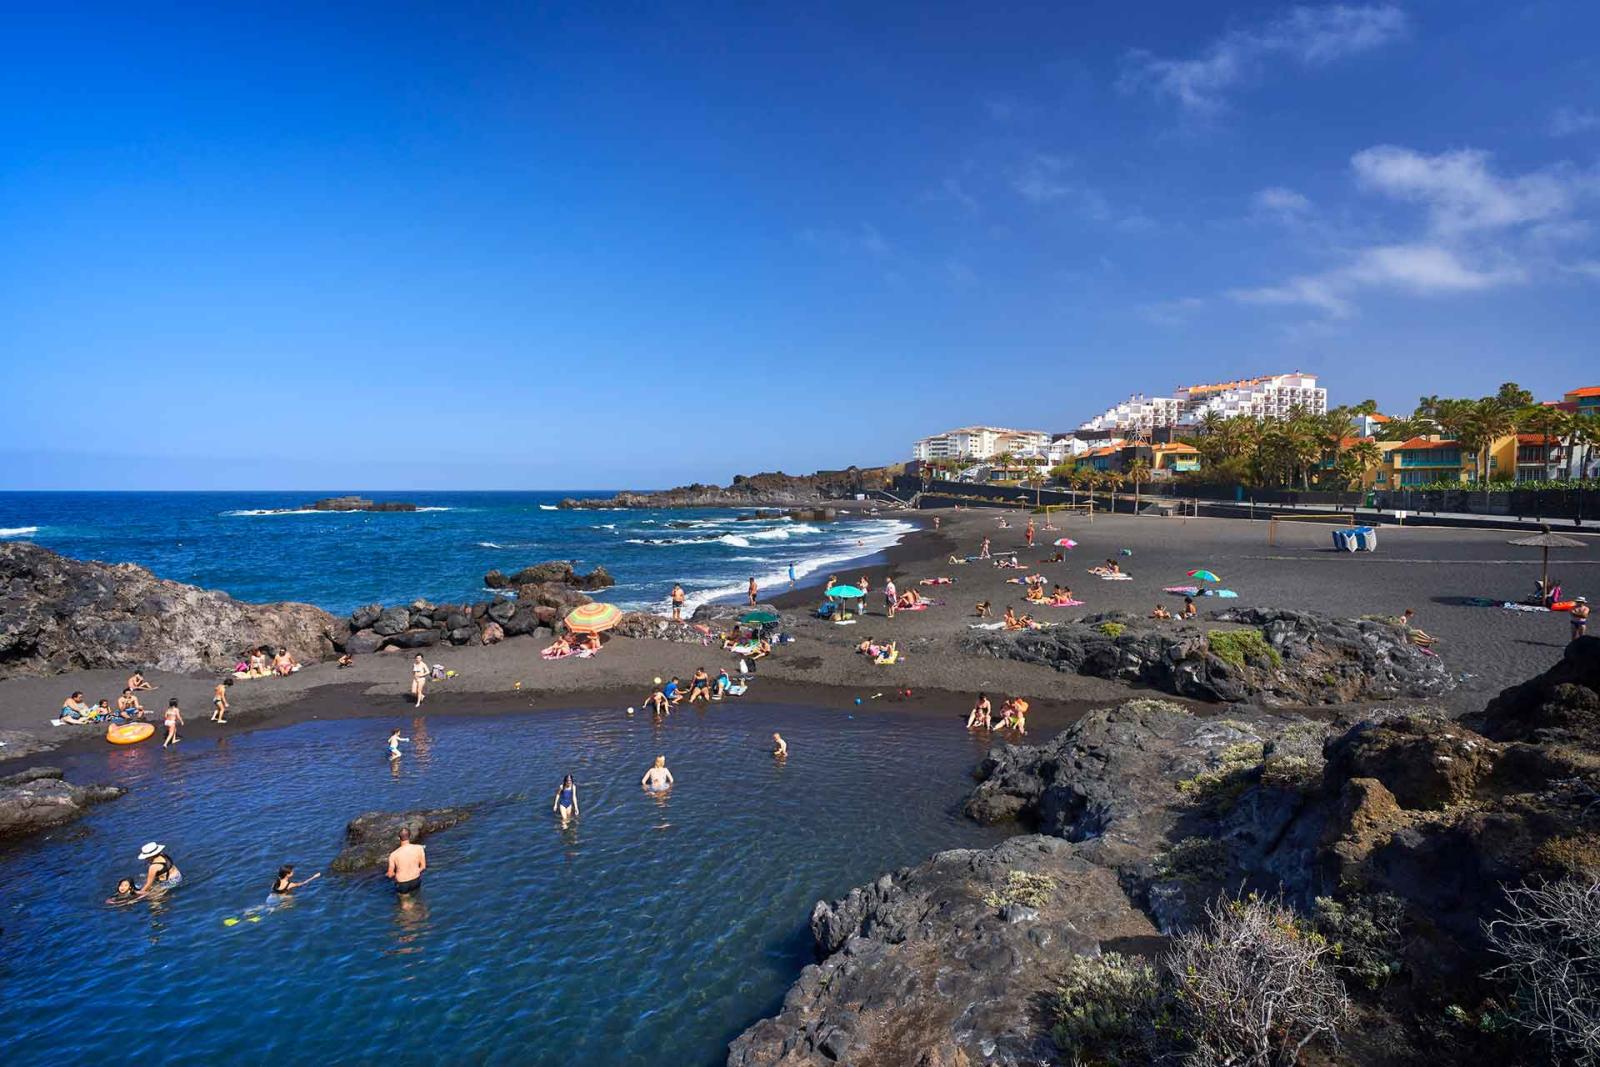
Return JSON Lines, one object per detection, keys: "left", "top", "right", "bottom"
{"left": 0, "top": 766, "right": 124, "bottom": 840}
{"left": 0, "top": 542, "right": 342, "bottom": 679}
{"left": 560, "top": 467, "right": 892, "bottom": 509}
{"left": 329, "top": 807, "right": 472, "bottom": 874}
{"left": 961, "top": 606, "right": 1455, "bottom": 704}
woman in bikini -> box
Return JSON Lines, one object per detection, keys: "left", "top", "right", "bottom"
{"left": 135, "top": 842, "right": 181, "bottom": 896}
{"left": 641, "top": 756, "right": 675, "bottom": 792}
{"left": 966, "top": 693, "right": 992, "bottom": 730}
{"left": 410, "top": 653, "right": 429, "bottom": 707}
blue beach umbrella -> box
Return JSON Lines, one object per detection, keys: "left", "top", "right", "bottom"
{"left": 827, "top": 585, "right": 864, "bottom": 599}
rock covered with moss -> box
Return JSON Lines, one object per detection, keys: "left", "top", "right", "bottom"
{"left": 961, "top": 607, "right": 1454, "bottom": 705}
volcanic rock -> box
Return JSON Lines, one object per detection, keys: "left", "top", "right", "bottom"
{"left": 329, "top": 807, "right": 472, "bottom": 874}
{"left": 0, "top": 766, "right": 125, "bottom": 841}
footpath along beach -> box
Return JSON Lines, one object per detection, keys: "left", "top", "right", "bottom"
{"left": 2, "top": 506, "right": 1593, "bottom": 767}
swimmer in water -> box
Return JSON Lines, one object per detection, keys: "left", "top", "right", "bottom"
{"left": 772, "top": 732, "right": 788, "bottom": 759}
{"left": 641, "top": 755, "right": 674, "bottom": 792}
{"left": 644, "top": 687, "right": 670, "bottom": 716}
{"left": 387, "top": 729, "right": 410, "bottom": 761}
{"left": 553, "top": 774, "right": 579, "bottom": 825}
{"left": 106, "top": 878, "right": 138, "bottom": 905}
{"left": 269, "top": 864, "right": 320, "bottom": 902}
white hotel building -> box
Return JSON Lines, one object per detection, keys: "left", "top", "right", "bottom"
{"left": 912, "top": 426, "right": 1051, "bottom": 462}
{"left": 1078, "top": 372, "right": 1327, "bottom": 434}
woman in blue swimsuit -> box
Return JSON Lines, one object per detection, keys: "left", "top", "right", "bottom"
{"left": 552, "top": 774, "right": 579, "bottom": 826}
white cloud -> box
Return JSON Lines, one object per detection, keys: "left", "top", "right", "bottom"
{"left": 1253, "top": 186, "right": 1313, "bottom": 219}
{"left": 1550, "top": 107, "right": 1600, "bottom": 137}
{"left": 1230, "top": 144, "right": 1596, "bottom": 316}
{"left": 1351, "top": 145, "right": 1573, "bottom": 233}
{"left": 1013, "top": 155, "right": 1154, "bottom": 230}
{"left": 1122, "top": 4, "right": 1407, "bottom": 114}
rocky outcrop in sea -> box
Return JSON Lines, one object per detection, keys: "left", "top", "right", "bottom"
{"left": 0, "top": 766, "right": 124, "bottom": 840}
{"left": 330, "top": 807, "right": 472, "bottom": 873}
{"left": 0, "top": 542, "right": 342, "bottom": 679}
{"left": 733, "top": 640, "right": 1600, "bottom": 1065}
{"left": 560, "top": 467, "right": 892, "bottom": 509}
{"left": 961, "top": 606, "right": 1455, "bottom": 704}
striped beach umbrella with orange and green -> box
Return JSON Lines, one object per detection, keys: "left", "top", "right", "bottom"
{"left": 564, "top": 602, "right": 624, "bottom": 634}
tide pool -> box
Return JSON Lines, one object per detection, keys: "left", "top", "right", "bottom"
{"left": 0, "top": 702, "right": 1005, "bottom": 1066}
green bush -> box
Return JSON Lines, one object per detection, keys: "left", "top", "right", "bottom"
{"left": 1156, "top": 837, "right": 1230, "bottom": 884}
{"left": 1178, "top": 742, "right": 1264, "bottom": 813}
{"left": 1262, "top": 721, "right": 1329, "bottom": 791}
{"left": 1313, "top": 893, "right": 1408, "bottom": 990}
{"left": 1206, "top": 630, "right": 1282, "bottom": 670}
{"left": 1049, "top": 952, "right": 1165, "bottom": 1064}
{"left": 1097, "top": 621, "right": 1126, "bottom": 639}
{"left": 981, "top": 869, "right": 1056, "bottom": 910}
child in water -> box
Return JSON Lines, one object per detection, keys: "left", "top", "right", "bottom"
{"left": 387, "top": 729, "right": 410, "bottom": 761}
{"left": 106, "top": 878, "right": 138, "bottom": 905}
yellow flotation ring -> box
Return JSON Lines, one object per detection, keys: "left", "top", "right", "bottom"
{"left": 106, "top": 722, "right": 155, "bottom": 745}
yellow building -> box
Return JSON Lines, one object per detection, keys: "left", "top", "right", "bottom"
{"left": 1150, "top": 442, "right": 1201, "bottom": 476}
{"left": 1381, "top": 435, "right": 1520, "bottom": 486}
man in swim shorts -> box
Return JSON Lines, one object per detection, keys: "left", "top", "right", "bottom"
{"left": 670, "top": 584, "right": 686, "bottom": 621}
{"left": 386, "top": 827, "right": 427, "bottom": 894}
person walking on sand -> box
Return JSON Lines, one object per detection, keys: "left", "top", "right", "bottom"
{"left": 788, "top": 562, "right": 796, "bottom": 589}
{"left": 1573, "top": 596, "right": 1591, "bottom": 642}
{"left": 883, "top": 576, "right": 897, "bottom": 619}
{"left": 979, "top": 537, "right": 991, "bottom": 559}
{"left": 211, "top": 679, "right": 231, "bottom": 723}
{"left": 387, "top": 729, "right": 410, "bottom": 761}
{"left": 552, "top": 774, "right": 579, "bottom": 825}
{"left": 670, "top": 583, "right": 686, "bottom": 622}
{"left": 860, "top": 575, "right": 871, "bottom": 607}
{"left": 410, "top": 653, "right": 428, "bottom": 707}
{"left": 162, "top": 699, "right": 184, "bottom": 747}
{"left": 748, "top": 576, "right": 759, "bottom": 606}
{"left": 1025, "top": 519, "right": 1035, "bottom": 548}
{"left": 641, "top": 755, "right": 674, "bottom": 791}
{"left": 386, "top": 828, "right": 427, "bottom": 895}
{"left": 772, "top": 733, "right": 788, "bottom": 759}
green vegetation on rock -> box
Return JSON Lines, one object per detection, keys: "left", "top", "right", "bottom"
{"left": 1206, "top": 629, "right": 1282, "bottom": 670}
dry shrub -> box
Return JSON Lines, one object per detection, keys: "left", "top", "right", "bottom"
{"left": 1484, "top": 877, "right": 1600, "bottom": 1065}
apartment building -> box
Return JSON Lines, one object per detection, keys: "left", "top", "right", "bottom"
{"left": 1078, "top": 372, "right": 1327, "bottom": 434}
{"left": 911, "top": 426, "right": 1050, "bottom": 462}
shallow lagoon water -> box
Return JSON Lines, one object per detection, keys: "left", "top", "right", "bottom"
{"left": 1, "top": 702, "right": 1006, "bottom": 1066}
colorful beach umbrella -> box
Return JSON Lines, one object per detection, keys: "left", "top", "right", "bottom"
{"left": 1186, "top": 569, "right": 1221, "bottom": 583}
{"left": 1053, "top": 538, "right": 1078, "bottom": 548}
{"left": 564, "top": 602, "right": 623, "bottom": 633}
{"left": 740, "top": 609, "right": 780, "bottom": 625}
{"left": 827, "top": 584, "right": 864, "bottom": 598}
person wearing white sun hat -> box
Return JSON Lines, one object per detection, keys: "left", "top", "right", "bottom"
{"left": 135, "top": 842, "right": 181, "bottom": 897}
{"left": 1572, "top": 596, "right": 1590, "bottom": 642}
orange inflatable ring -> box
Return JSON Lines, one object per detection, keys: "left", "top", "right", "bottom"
{"left": 1552, "top": 601, "right": 1575, "bottom": 612}
{"left": 106, "top": 722, "right": 155, "bottom": 745}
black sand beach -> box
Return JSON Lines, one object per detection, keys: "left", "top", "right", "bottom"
{"left": 2, "top": 506, "right": 1593, "bottom": 772}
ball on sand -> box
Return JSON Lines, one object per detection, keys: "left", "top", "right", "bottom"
{"left": 626, "top": 707, "right": 635, "bottom": 715}
{"left": 653, "top": 676, "right": 662, "bottom": 685}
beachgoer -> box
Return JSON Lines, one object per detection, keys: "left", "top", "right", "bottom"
{"left": 211, "top": 679, "right": 231, "bottom": 723}
{"left": 884, "top": 577, "right": 898, "bottom": 619}
{"left": 671, "top": 584, "right": 686, "bottom": 621}
{"left": 93, "top": 698, "right": 113, "bottom": 720}
{"left": 410, "top": 653, "right": 428, "bottom": 707}
{"left": 270, "top": 864, "right": 320, "bottom": 901}
{"left": 641, "top": 755, "right": 674, "bottom": 792}
{"left": 860, "top": 575, "right": 871, "bottom": 605}
{"left": 272, "top": 648, "right": 297, "bottom": 676}
{"left": 552, "top": 774, "right": 579, "bottom": 824}
{"left": 248, "top": 649, "right": 269, "bottom": 677}
{"left": 966, "top": 693, "right": 992, "bottom": 730}
{"left": 116, "top": 689, "right": 147, "bottom": 720}
{"left": 975, "top": 600, "right": 992, "bottom": 618}
{"left": 1025, "top": 519, "right": 1035, "bottom": 547}
{"left": 337, "top": 653, "right": 354, "bottom": 668}
{"left": 1003, "top": 607, "right": 1025, "bottom": 631}
{"left": 824, "top": 574, "right": 836, "bottom": 595}
{"left": 60, "top": 691, "right": 93, "bottom": 723}
{"left": 753, "top": 637, "right": 772, "bottom": 660}
{"left": 663, "top": 676, "right": 683, "bottom": 703}
{"left": 748, "top": 576, "right": 759, "bottom": 606}
{"left": 135, "top": 842, "right": 181, "bottom": 896}
{"left": 106, "top": 878, "right": 138, "bottom": 905}
{"left": 772, "top": 733, "right": 787, "bottom": 759}
{"left": 386, "top": 828, "right": 426, "bottom": 894}
{"left": 127, "top": 671, "right": 154, "bottom": 692}
{"left": 713, "top": 668, "right": 732, "bottom": 699}
{"left": 788, "top": 563, "right": 797, "bottom": 589}
{"left": 1010, "top": 698, "right": 1029, "bottom": 735}
{"left": 645, "top": 686, "right": 670, "bottom": 715}
{"left": 162, "top": 699, "right": 183, "bottom": 746}
{"left": 1182, "top": 596, "right": 1197, "bottom": 619}
{"left": 387, "top": 729, "right": 409, "bottom": 761}
{"left": 1150, "top": 603, "right": 1172, "bottom": 620}
{"left": 688, "top": 668, "right": 712, "bottom": 704}
{"left": 979, "top": 537, "right": 991, "bottom": 559}
{"left": 1573, "top": 597, "right": 1591, "bottom": 641}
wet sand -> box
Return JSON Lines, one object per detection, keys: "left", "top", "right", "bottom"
{"left": 2, "top": 506, "right": 1594, "bottom": 771}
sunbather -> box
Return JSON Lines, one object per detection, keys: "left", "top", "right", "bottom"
{"left": 1150, "top": 603, "right": 1172, "bottom": 620}
{"left": 60, "top": 691, "right": 95, "bottom": 723}
{"left": 1003, "top": 607, "right": 1025, "bottom": 631}
{"left": 975, "top": 600, "right": 992, "bottom": 618}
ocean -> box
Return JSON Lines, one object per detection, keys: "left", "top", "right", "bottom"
{"left": 0, "top": 491, "right": 913, "bottom": 616}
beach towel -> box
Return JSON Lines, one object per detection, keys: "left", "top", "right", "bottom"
{"left": 968, "top": 622, "right": 1006, "bottom": 630}
{"left": 1203, "top": 589, "right": 1238, "bottom": 598}
{"left": 873, "top": 649, "right": 900, "bottom": 665}
{"left": 1045, "top": 598, "right": 1085, "bottom": 607}
{"left": 1501, "top": 602, "right": 1551, "bottom": 613}
{"left": 1164, "top": 585, "right": 1200, "bottom": 596}
{"left": 1098, "top": 573, "right": 1133, "bottom": 581}
{"left": 727, "top": 683, "right": 748, "bottom": 696}
{"left": 897, "top": 602, "right": 930, "bottom": 611}
{"left": 728, "top": 642, "right": 760, "bottom": 655}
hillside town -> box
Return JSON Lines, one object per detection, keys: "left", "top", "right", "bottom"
{"left": 911, "top": 373, "right": 1600, "bottom": 491}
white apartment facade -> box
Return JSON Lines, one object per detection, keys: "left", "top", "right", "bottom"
{"left": 1078, "top": 372, "right": 1327, "bottom": 433}
{"left": 912, "top": 426, "right": 1051, "bottom": 462}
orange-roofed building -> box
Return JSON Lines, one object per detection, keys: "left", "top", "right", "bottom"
{"left": 1565, "top": 386, "right": 1600, "bottom": 416}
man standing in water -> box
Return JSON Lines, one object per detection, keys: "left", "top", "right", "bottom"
{"left": 386, "top": 827, "right": 427, "bottom": 895}
{"left": 747, "top": 576, "right": 759, "bottom": 605}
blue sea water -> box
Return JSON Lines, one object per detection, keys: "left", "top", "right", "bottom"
{"left": 0, "top": 703, "right": 1007, "bottom": 1066}
{"left": 0, "top": 491, "right": 912, "bottom": 615}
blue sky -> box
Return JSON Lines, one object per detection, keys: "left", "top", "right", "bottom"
{"left": 3, "top": 2, "right": 1597, "bottom": 489}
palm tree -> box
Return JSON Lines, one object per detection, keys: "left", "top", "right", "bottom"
{"left": 1126, "top": 458, "right": 1151, "bottom": 513}
{"left": 1467, "top": 398, "right": 1518, "bottom": 482}
{"left": 1197, "top": 410, "right": 1225, "bottom": 440}
{"left": 1518, "top": 405, "right": 1566, "bottom": 481}
{"left": 1567, "top": 412, "right": 1600, "bottom": 481}
{"left": 1104, "top": 471, "right": 1126, "bottom": 513}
